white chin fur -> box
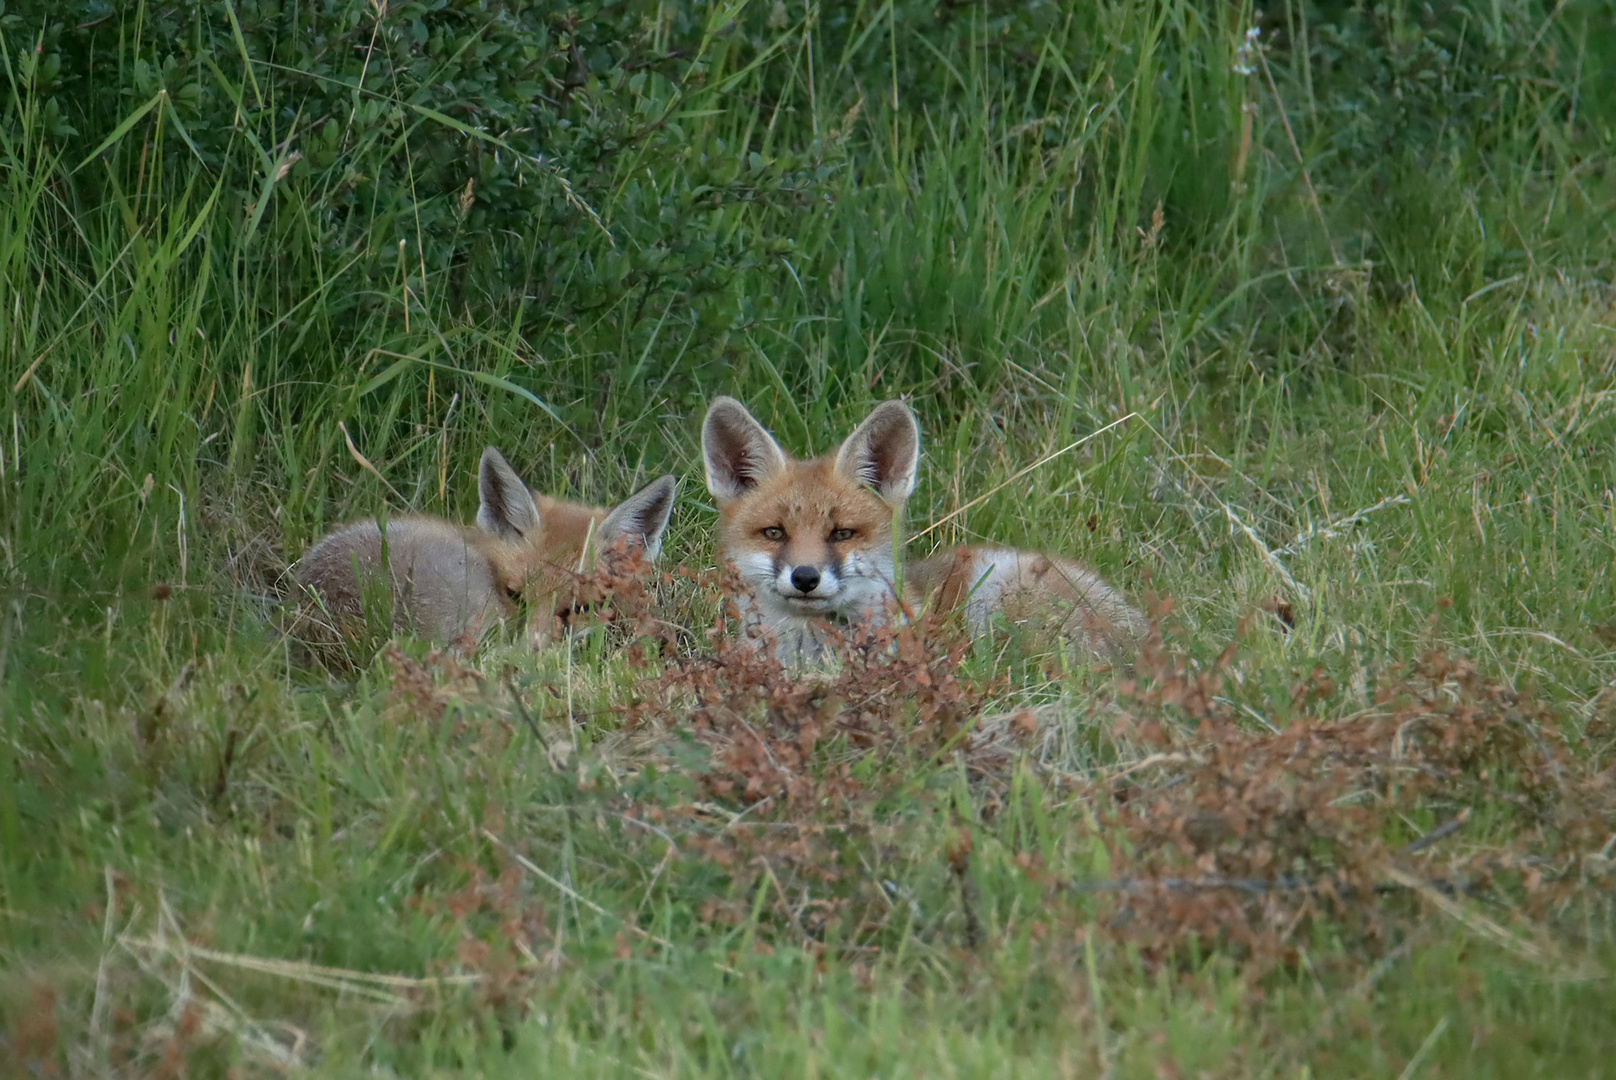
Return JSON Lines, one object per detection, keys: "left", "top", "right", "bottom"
{"left": 735, "top": 548, "right": 901, "bottom": 629}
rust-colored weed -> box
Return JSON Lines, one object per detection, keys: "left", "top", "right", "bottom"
{"left": 1077, "top": 626, "right": 1613, "bottom": 973}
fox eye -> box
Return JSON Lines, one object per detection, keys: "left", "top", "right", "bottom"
{"left": 760, "top": 526, "right": 787, "bottom": 542}
{"left": 556, "top": 599, "right": 599, "bottom": 627}
{"left": 828, "top": 527, "right": 857, "bottom": 542}
{"left": 503, "top": 585, "right": 524, "bottom": 604}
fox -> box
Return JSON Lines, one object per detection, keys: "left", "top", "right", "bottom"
{"left": 700, "top": 396, "right": 1146, "bottom": 665}
{"left": 291, "top": 446, "right": 676, "bottom": 660}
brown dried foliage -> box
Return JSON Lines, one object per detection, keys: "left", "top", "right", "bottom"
{"left": 373, "top": 571, "right": 1612, "bottom": 980}
{"left": 383, "top": 643, "right": 485, "bottom": 723}
{"left": 409, "top": 858, "right": 551, "bottom": 1017}
{"left": 613, "top": 567, "right": 1017, "bottom": 944}
{"left": 1079, "top": 621, "right": 1616, "bottom": 972}
{"left": 527, "top": 543, "right": 671, "bottom": 653}
{"left": 628, "top": 566, "right": 1000, "bottom": 810}
{"left": 6, "top": 983, "right": 60, "bottom": 1076}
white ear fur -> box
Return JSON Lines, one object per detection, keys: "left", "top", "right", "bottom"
{"left": 701, "top": 396, "right": 789, "bottom": 502}
{"left": 833, "top": 400, "right": 920, "bottom": 505}
{"left": 476, "top": 447, "right": 543, "bottom": 540}
{"left": 598, "top": 475, "right": 678, "bottom": 559}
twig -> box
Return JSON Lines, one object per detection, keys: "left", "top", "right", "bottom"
{"left": 911, "top": 413, "right": 1138, "bottom": 541}
{"left": 124, "top": 937, "right": 481, "bottom": 993}
{"left": 1101, "top": 752, "right": 1193, "bottom": 781}
{"left": 1404, "top": 808, "right": 1470, "bottom": 854}
{"left": 1222, "top": 501, "right": 1312, "bottom": 602}
{"left": 1069, "top": 871, "right": 1474, "bottom": 900}
{"left": 1258, "top": 46, "right": 1341, "bottom": 268}
{"left": 1396, "top": 1016, "right": 1452, "bottom": 1080}
{"left": 337, "top": 420, "right": 406, "bottom": 504}
{"left": 1271, "top": 493, "right": 1412, "bottom": 558}
{"left": 482, "top": 829, "right": 674, "bottom": 950}
{"left": 1379, "top": 865, "right": 1558, "bottom": 966}
{"left": 506, "top": 677, "right": 550, "bottom": 751}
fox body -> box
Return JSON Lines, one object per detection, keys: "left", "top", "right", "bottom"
{"left": 293, "top": 447, "right": 675, "bottom": 657}
{"left": 906, "top": 545, "right": 1148, "bottom": 660}
{"left": 701, "top": 397, "right": 1145, "bottom": 664}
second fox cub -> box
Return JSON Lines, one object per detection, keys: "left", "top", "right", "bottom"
{"left": 701, "top": 396, "right": 1146, "bottom": 664}
{"left": 293, "top": 447, "right": 675, "bottom": 657}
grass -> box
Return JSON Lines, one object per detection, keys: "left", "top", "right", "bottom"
{"left": 4, "top": 0, "right": 1616, "bottom": 1075}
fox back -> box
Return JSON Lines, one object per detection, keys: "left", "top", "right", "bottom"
{"left": 906, "top": 546, "right": 1148, "bottom": 661}
{"left": 294, "top": 516, "right": 511, "bottom": 651}
{"left": 292, "top": 447, "right": 675, "bottom": 660}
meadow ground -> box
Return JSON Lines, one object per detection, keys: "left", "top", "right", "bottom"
{"left": 3, "top": 0, "right": 1616, "bottom": 1075}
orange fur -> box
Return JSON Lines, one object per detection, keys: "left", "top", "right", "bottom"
{"left": 704, "top": 398, "right": 914, "bottom": 663}
{"left": 702, "top": 397, "right": 1144, "bottom": 664}
{"left": 290, "top": 448, "right": 675, "bottom": 661}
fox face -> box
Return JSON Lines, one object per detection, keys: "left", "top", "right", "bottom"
{"left": 292, "top": 447, "right": 675, "bottom": 660}
{"left": 474, "top": 448, "right": 678, "bottom": 643}
{"left": 702, "top": 397, "right": 919, "bottom": 657}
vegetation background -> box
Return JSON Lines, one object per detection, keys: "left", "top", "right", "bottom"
{"left": 3, "top": 0, "right": 1616, "bottom": 1074}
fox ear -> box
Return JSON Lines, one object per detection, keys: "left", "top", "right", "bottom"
{"left": 834, "top": 400, "right": 919, "bottom": 505}
{"left": 702, "top": 397, "right": 788, "bottom": 503}
{"left": 477, "top": 447, "right": 543, "bottom": 540}
{"left": 599, "top": 475, "right": 677, "bottom": 559}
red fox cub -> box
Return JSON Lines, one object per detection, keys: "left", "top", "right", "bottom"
{"left": 701, "top": 396, "right": 1145, "bottom": 665}
{"left": 292, "top": 447, "right": 675, "bottom": 657}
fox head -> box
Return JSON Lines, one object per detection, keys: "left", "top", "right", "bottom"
{"left": 701, "top": 397, "right": 919, "bottom": 629}
{"left": 476, "top": 447, "right": 677, "bottom": 638}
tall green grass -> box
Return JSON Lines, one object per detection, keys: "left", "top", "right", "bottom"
{"left": 4, "top": 0, "right": 1616, "bottom": 1074}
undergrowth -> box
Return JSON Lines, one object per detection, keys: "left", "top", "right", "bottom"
{"left": 5, "top": 0, "right": 1616, "bottom": 1075}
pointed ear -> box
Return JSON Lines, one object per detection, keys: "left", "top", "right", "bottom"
{"left": 833, "top": 400, "right": 920, "bottom": 505}
{"left": 476, "top": 447, "right": 543, "bottom": 540}
{"left": 702, "top": 396, "right": 788, "bottom": 503}
{"left": 598, "top": 475, "right": 677, "bottom": 559}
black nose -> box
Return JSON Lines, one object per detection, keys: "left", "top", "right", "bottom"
{"left": 789, "top": 565, "right": 821, "bottom": 593}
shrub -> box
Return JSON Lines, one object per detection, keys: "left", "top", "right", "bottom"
{"left": 0, "top": 0, "right": 841, "bottom": 337}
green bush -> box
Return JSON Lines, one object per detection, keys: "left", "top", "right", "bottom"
{"left": 0, "top": 0, "right": 842, "bottom": 344}
{"left": 5, "top": 0, "right": 1608, "bottom": 368}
